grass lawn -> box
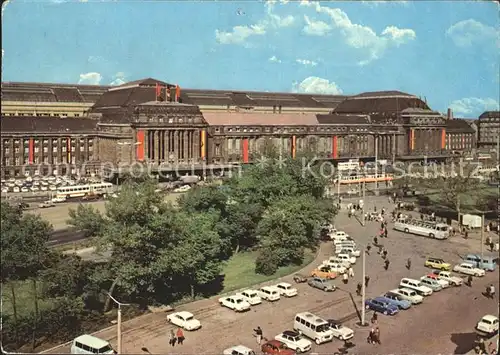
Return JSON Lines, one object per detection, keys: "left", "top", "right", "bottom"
{"left": 2, "top": 280, "right": 55, "bottom": 318}
{"left": 220, "top": 249, "right": 316, "bottom": 293}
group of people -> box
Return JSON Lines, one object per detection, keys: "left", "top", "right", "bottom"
{"left": 367, "top": 326, "right": 382, "bottom": 345}
{"left": 168, "top": 328, "right": 185, "bottom": 347}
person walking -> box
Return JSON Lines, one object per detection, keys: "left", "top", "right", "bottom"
{"left": 373, "top": 236, "right": 378, "bottom": 245}
{"left": 169, "top": 329, "right": 176, "bottom": 347}
{"left": 176, "top": 328, "right": 185, "bottom": 345}
{"left": 384, "top": 229, "right": 388, "bottom": 238}
{"left": 374, "top": 327, "right": 381, "bottom": 344}
{"left": 382, "top": 249, "right": 388, "bottom": 259}
{"left": 406, "top": 258, "right": 411, "bottom": 270}
{"left": 365, "top": 275, "right": 370, "bottom": 288}
{"left": 384, "top": 259, "right": 390, "bottom": 270}
{"left": 467, "top": 275, "right": 473, "bottom": 287}
{"left": 367, "top": 328, "right": 375, "bottom": 344}
{"left": 348, "top": 267, "right": 354, "bottom": 278}
{"left": 366, "top": 245, "right": 371, "bottom": 255}
{"left": 343, "top": 272, "right": 349, "bottom": 284}
{"left": 490, "top": 241, "right": 495, "bottom": 252}
{"left": 356, "top": 282, "right": 362, "bottom": 296}
{"left": 254, "top": 326, "right": 263, "bottom": 345}
{"left": 371, "top": 312, "right": 378, "bottom": 324}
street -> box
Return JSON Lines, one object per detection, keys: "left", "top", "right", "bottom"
{"left": 44, "top": 195, "right": 499, "bottom": 355}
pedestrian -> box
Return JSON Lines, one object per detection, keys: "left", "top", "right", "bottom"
{"left": 382, "top": 249, "right": 387, "bottom": 259}
{"left": 176, "top": 327, "right": 185, "bottom": 345}
{"left": 467, "top": 275, "right": 473, "bottom": 287}
{"left": 373, "top": 236, "right": 378, "bottom": 245}
{"left": 374, "top": 327, "right": 381, "bottom": 344}
{"left": 371, "top": 312, "right": 378, "bottom": 324}
{"left": 365, "top": 275, "right": 370, "bottom": 288}
{"left": 367, "top": 328, "right": 375, "bottom": 344}
{"left": 380, "top": 222, "right": 385, "bottom": 230}
{"left": 490, "top": 241, "right": 495, "bottom": 252}
{"left": 366, "top": 245, "right": 371, "bottom": 255}
{"left": 343, "top": 272, "right": 349, "bottom": 284}
{"left": 464, "top": 231, "right": 468, "bottom": 239}
{"left": 384, "top": 259, "right": 390, "bottom": 270}
{"left": 169, "top": 329, "right": 176, "bottom": 347}
{"left": 348, "top": 267, "right": 354, "bottom": 278}
{"left": 384, "top": 229, "right": 388, "bottom": 238}
{"left": 254, "top": 326, "right": 263, "bottom": 344}
{"left": 406, "top": 258, "right": 411, "bottom": 270}
{"left": 356, "top": 282, "right": 362, "bottom": 296}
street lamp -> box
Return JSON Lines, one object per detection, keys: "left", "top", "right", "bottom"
{"left": 107, "top": 293, "right": 130, "bottom": 354}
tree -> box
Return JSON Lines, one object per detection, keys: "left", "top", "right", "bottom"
{"left": 67, "top": 204, "right": 106, "bottom": 237}
{"left": 1, "top": 201, "right": 54, "bottom": 346}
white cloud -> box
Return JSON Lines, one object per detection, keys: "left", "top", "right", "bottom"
{"left": 78, "top": 72, "right": 102, "bottom": 85}
{"left": 446, "top": 19, "right": 500, "bottom": 48}
{"left": 216, "top": 1, "right": 294, "bottom": 45}
{"left": 110, "top": 72, "right": 126, "bottom": 86}
{"left": 303, "top": 15, "right": 331, "bottom": 36}
{"left": 300, "top": 1, "right": 416, "bottom": 65}
{"left": 449, "top": 97, "right": 499, "bottom": 116}
{"left": 292, "top": 76, "right": 343, "bottom": 95}
{"left": 269, "top": 55, "right": 282, "bottom": 63}
{"left": 381, "top": 26, "right": 416, "bottom": 45}
{"left": 362, "top": 0, "right": 409, "bottom": 7}
{"left": 215, "top": 25, "right": 266, "bottom": 45}
{"left": 296, "top": 58, "right": 318, "bottom": 66}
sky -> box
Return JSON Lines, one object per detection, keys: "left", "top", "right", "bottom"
{"left": 2, "top": 0, "right": 499, "bottom": 117}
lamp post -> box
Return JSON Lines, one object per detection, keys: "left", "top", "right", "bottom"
{"left": 374, "top": 135, "right": 379, "bottom": 195}
{"left": 107, "top": 293, "right": 130, "bottom": 354}
{"left": 361, "top": 244, "right": 367, "bottom": 326}
{"left": 361, "top": 180, "right": 366, "bottom": 227}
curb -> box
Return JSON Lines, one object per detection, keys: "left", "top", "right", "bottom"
{"left": 40, "top": 242, "right": 327, "bottom": 353}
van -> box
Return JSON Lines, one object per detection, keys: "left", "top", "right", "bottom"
{"left": 71, "top": 334, "right": 115, "bottom": 354}
{"left": 465, "top": 254, "right": 497, "bottom": 271}
{"left": 294, "top": 312, "right": 334, "bottom": 345}
{"left": 399, "top": 278, "right": 433, "bottom": 296}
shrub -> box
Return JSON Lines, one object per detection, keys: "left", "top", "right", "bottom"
{"left": 255, "top": 249, "right": 278, "bottom": 276}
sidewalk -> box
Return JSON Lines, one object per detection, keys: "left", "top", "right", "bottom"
{"left": 465, "top": 334, "right": 499, "bottom": 355}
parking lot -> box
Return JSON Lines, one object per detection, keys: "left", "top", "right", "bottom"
{"left": 44, "top": 196, "right": 499, "bottom": 354}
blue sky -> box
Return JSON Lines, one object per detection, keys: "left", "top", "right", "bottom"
{"left": 2, "top": 0, "right": 499, "bottom": 117}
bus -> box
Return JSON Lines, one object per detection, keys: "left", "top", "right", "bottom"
{"left": 337, "top": 160, "right": 360, "bottom": 171}
{"left": 337, "top": 174, "right": 394, "bottom": 185}
{"left": 394, "top": 219, "right": 449, "bottom": 240}
{"left": 56, "top": 182, "right": 114, "bottom": 200}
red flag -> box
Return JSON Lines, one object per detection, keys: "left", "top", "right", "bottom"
{"left": 155, "top": 83, "right": 161, "bottom": 100}
{"left": 175, "top": 85, "right": 181, "bottom": 102}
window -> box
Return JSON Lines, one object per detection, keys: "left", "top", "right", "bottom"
{"left": 4, "top": 147, "right": 10, "bottom": 154}
{"left": 74, "top": 114, "right": 80, "bottom": 117}
{"left": 24, "top": 147, "right": 29, "bottom": 153}
{"left": 34, "top": 147, "right": 39, "bottom": 153}
{"left": 53, "top": 146, "right": 58, "bottom": 152}
{"left": 43, "top": 146, "right": 48, "bottom": 153}
{"left": 14, "top": 147, "right": 20, "bottom": 153}
{"left": 215, "top": 144, "right": 221, "bottom": 156}
{"left": 43, "top": 156, "right": 48, "bottom": 164}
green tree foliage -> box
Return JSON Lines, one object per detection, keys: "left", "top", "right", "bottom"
{"left": 67, "top": 204, "right": 105, "bottom": 237}
{"left": 255, "top": 248, "right": 279, "bottom": 276}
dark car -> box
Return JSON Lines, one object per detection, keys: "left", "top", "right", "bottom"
{"left": 292, "top": 273, "right": 308, "bottom": 283}
{"left": 261, "top": 340, "right": 296, "bottom": 355}
{"left": 365, "top": 297, "right": 399, "bottom": 315}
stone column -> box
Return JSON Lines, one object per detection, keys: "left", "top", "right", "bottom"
{"left": 184, "top": 130, "right": 189, "bottom": 162}
{"left": 154, "top": 130, "right": 159, "bottom": 162}
{"left": 173, "top": 130, "right": 179, "bottom": 163}
{"left": 193, "top": 130, "right": 200, "bottom": 162}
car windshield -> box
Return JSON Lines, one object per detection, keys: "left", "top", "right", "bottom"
{"left": 97, "top": 345, "right": 113, "bottom": 353}
{"left": 316, "top": 324, "right": 330, "bottom": 332}
{"left": 236, "top": 299, "right": 243, "bottom": 303}
{"left": 184, "top": 316, "right": 193, "bottom": 321}
{"left": 290, "top": 335, "right": 300, "bottom": 341}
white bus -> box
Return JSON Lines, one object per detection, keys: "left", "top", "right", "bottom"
{"left": 394, "top": 219, "right": 449, "bottom": 240}
{"left": 337, "top": 160, "right": 360, "bottom": 171}
{"left": 56, "top": 182, "right": 114, "bottom": 199}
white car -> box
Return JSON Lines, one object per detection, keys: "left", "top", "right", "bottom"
{"left": 166, "top": 311, "right": 201, "bottom": 331}
{"left": 49, "top": 185, "right": 57, "bottom": 191}
{"left": 476, "top": 315, "right": 499, "bottom": 336}
{"left": 258, "top": 286, "right": 281, "bottom": 301}
{"left": 433, "top": 271, "right": 463, "bottom": 286}
{"left": 399, "top": 278, "right": 433, "bottom": 296}
{"left": 223, "top": 345, "right": 256, "bottom": 355}
{"left": 218, "top": 295, "right": 251, "bottom": 312}
{"left": 337, "top": 253, "right": 356, "bottom": 265}
{"left": 389, "top": 288, "right": 423, "bottom": 305}
{"left": 323, "top": 256, "right": 351, "bottom": 268}
{"left": 453, "top": 263, "right": 485, "bottom": 277}
{"left": 420, "top": 275, "right": 449, "bottom": 288}
{"left": 13, "top": 187, "right": 20, "bottom": 193}
{"left": 274, "top": 330, "right": 312, "bottom": 353}
{"left": 323, "top": 263, "right": 346, "bottom": 274}
{"left": 275, "top": 282, "right": 298, "bottom": 297}
{"left": 335, "top": 248, "right": 361, "bottom": 257}
{"left": 327, "top": 320, "right": 354, "bottom": 340}
{"left": 330, "top": 231, "right": 349, "bottom": 238}
{"left": 236, "top": 289, "right": 262, "bottom": 305}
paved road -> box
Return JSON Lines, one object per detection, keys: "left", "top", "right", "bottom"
{"left": 43, "top": 196, "right": 499, "bottom": 354}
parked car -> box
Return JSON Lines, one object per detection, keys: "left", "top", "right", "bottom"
{"left": 425, "top": 257, "right": 451, "bottom": 271}
{"left": 274, "top": 330, "right": 311, "bottom": 353}
{"left": 223, "top": 345, "right": 256, "bottom": 355}
{"left": 236, "top": 290, "right": 262, "bottom": 305}
{"left": 432, "top": 270, "right": 463, "bottom": 286}
{"left": 326, "top": 320, "right": 354, "bottom": 340}
{"left": 380, "top": 293, "right": 412, "bottom": 310}
{"left": 261, "top": 340, "right": 295, "bottom": 355}
{"left": 166, "top": 311, "right": 201, "bottom": 331}
{"left": 399, "top": 278, "right": 433, "bottom": 296}
{"left": 388, "top": 288, "right": 423, "bottom": 305}
{"left": 308, "top": 277, "right": 336, "bottom": 292}
{"left": 38, "top": 201, "right": 55, "bottom": 208}
{"left": 421, "top": 274, "right": 449, "bottom": 288}
{"left": 323, "top": 256, "right": 351, "bottom": 268}
{"left": 218, "top": 295, "right": 251, "bottom": 312}
{"left": 258, "top": 286, "right": 281, "bottom": 301}
{"left": 475, "top": 315, "right": 499, "bottom": 336}
{"left": 453, "top": 263, "right": 485, "bottom": 277}
{"left": 275, "top": 283, "right": 298, "bottom": 297}
{"left": 292, "top": 273, "right": 308, "bottom": 283}
{"left": 337, "top": 253, "right": 356, "bottom": 265}
{"left": 418, "top": 277, "right": 443, "bottom": 292}
{"left": 365, "top": 297, "right": 399, "bottom": 315}
{"left": 311, "top": 265, "right": 338, "bottom": 279}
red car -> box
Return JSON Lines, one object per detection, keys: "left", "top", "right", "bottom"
{"left": 261, "top": 340, "right": 296, "bottom": 355}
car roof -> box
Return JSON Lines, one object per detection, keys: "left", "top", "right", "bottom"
{"left": 461, "top": 262, "right": 475, "bottom": 266}
{"left": 175, "top": 311, "right": 194, "bottom": 318}
{"left": 326, "top": 319, "right": 340, "bottom": 325}
{"left": 227, "top": 345, "right": 253, "bottom": 352}
{"left": 427, "top": 257, "right": 444, "bottom": 261}
{"left": 282, "top": 330, "right": 299, "bottom": 336}
{"left": 373, "top": 296, "right": 387, "bottom": 302}
{"left": 398, "top": 287, "right": 416, "bottom": 293}
{"left": 73, "top": 334, "right": 109, "bottom": 348}
{"left": 277, "top": 282, "right": 292, "bottom": 287}
{"left": 266, "top": 340, "right": 285, "bottom": 346}
{"left": 242, "top": 289, "right": 258, "bottom": 293}
{"left": 262, "top": 285, "right": 279, "bottom": 290}
{"left": 482, "top": 315, "right": 499, "bottom": 321}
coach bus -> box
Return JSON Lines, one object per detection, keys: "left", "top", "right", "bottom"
{"left": 56, "top": 182, "right": 114, "bottom": 200}
{"left": 394, "top": 219, "right": 449, "bottom": 240}
{"left": 337, "top": 173, "right": 394, "bottom": 185}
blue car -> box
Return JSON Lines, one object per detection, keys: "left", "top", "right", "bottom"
{"left": 365, "top": 297, "right": 399, "bottom": 315}
{"left": 380, "top": 293, "right": 412, "bottom": 310}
